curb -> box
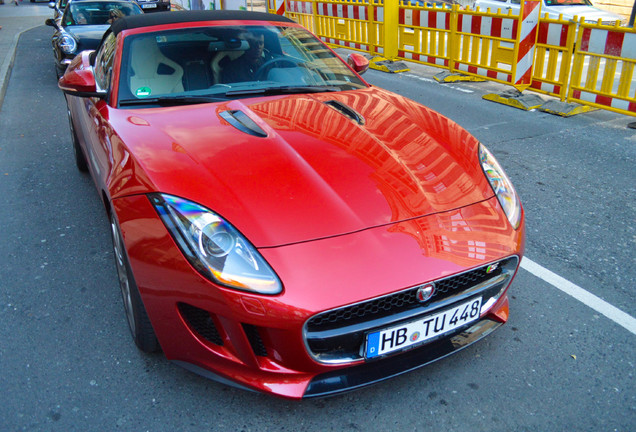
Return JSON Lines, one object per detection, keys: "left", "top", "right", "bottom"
{"left": 0, "top": 23, "right": 42, "bottom": 112}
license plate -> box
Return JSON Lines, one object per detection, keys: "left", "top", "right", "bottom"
{"left": 141, "top": 3, "right": 157, "bottom": 8}
{"left": 365, "top": 297, "right": 482, "bottom": 359}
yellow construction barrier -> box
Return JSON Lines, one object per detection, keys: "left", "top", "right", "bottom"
{"left": 283, "top": 1, "right": 385, "bottom": 56}
{"left": 568, "top": 20, "right": 636, "bottom": 117}
{"left": 275, "top": 0, "right": 635, "bottom": 116}
{"left": 397, "top": 2, "right": 453, "bottom": 69}
{"left": 528, "top": 14, "right": 576, "bottom": 101}
{"left": 281, "top": 1, "right": 316, "bottom": 32}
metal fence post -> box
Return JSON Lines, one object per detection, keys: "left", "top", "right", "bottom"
{"left": 384, "top": 0, "right": 398, "bottom": 60}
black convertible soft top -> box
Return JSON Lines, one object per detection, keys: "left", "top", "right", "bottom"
{"left": 111, "top": 10, "right": 295, "bottom": 35}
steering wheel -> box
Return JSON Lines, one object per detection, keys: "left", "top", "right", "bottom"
{"left": 254, "top": 57, "right": 300, "bottom": 81}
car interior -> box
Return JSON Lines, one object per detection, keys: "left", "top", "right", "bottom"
{"left": 64, "top": 2, "right": 139, "bottom": 26}
{"left": 120, "top": 26, "right": 346, "bottom": 101}
{"left": 122, "top": 28, "right": 275, "bottom": 96}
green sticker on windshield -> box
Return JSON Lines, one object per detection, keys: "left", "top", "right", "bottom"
{"left": 136, "top": 87, "right": 152, "bottom": 97}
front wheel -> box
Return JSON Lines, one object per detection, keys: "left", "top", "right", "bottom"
{"left": 67, "top": 103, "right": 88, "bottom": 172}
{"left": 110, "top": 212, "right": 160, "bottom": 353}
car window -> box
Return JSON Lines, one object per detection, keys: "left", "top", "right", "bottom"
{"left": 94, "top": 32, "right": 117, "bottom": 93}
{"left": 62, "top": 1, "right": 142, "bottom": 26}
{"left": 117, "top": 25, "right": 367, "bottom": 106}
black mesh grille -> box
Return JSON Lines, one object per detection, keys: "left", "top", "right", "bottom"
{"left": 307, "top": 261, "right": 503, "bottom": 332}
{"left": 178, "top": 303, "right": 223, "bottom": 346}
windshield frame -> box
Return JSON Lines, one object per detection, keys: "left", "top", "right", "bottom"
{"left": 116, "top": 23, "right": 369, "bottom": 108}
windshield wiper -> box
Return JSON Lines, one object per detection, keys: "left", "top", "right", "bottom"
{"left": 119, "top": 95, "right": 227, "bottom": 107}
{"left": 224, "top": 85, "right": 342, "bottom": 97}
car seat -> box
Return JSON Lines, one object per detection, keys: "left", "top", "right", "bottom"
{"left": 129, "top": 37, "right": 184, "bottom": 97}
{"left": 210, "top": 50, "right": 244, "bottom": 84}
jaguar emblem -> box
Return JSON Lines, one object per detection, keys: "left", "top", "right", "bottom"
{"left": 416, "top": 284, "right": 435, "bottom": 303}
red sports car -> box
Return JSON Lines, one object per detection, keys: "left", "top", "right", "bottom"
{"left": 59, "top": 10, "right": 525, "bottom": 399}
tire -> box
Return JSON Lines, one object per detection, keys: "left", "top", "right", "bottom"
{"left": 110, "top": 212, "right": 161, "bottom": 353}
{"left": 55, "top": 63, "right": 65, "bottom": 80}
{"left": 66, "top": 103, "right": 88, "bottom": 172}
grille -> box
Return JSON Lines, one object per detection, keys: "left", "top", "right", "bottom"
{"left": 307, "top": 262, "right": 498, "bottom": 332}
{"left": 178, "top": 302, "right": 224, "bottom": 346}
{"left": 304, "top": 256, "right": 519, "bottom": 364}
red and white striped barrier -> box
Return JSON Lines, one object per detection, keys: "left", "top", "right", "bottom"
{"left": 529, "top": 20, "right": 572, "bottom": 96}
{"left": 314, "top": 2, "right": 375, "bottom": 52}
{"left": 286, "top": 1, "right": 312, "bottom": 15}
{"left": 572, "top": 27, "right": 636, "bottom": 113}
{"left": 400, "top": 8, "right": 451, "bottom": 31}
{"left": 269, "top": 0, "right": 286, "bottom": 15}
{"left": 398, "top": 8, "right": 451, "bottom": 67}
{"left": 457, "top": 13, "right": 518, "bottom": 40}
{"left": 513, "top": 0, "right": 541, "bottom": 89}
{"left": 454, "top": 12, "right": 520, "bottom": 83}
{"left": 579, "top": 27, "right": 636, "bottom": 58}
{"left": 316, "top": 2, "right": 368, "bottom": 20}
{"left": 320, "top": 38, "right": 371, "bottom": 52}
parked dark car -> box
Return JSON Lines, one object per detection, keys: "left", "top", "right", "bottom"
{"left": 46, "top": 0, "right": 143, "bottom": 77}
{"left": 48, "top": 0, "right": 70, "bottom": 21}
{"left": 49, "top": 0, "right": 144, "bottom": 19}
{"left": 135, "top": 0, "right": 170, "bottom": 12}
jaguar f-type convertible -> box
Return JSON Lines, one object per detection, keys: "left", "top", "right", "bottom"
{"left": 58, "top": 10, "right": 525, "bottom": 399}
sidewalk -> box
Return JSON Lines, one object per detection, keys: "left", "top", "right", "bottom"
{"left": 0, "top": 2, "right": 50, "bottom": 111}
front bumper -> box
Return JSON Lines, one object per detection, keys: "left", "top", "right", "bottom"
{"left": 113, "top": 194, "right": 524, "bottom": 399}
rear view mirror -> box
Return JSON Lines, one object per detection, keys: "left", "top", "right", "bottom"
{"left": 347, "top": 53, "right": 369, "bottom": 75}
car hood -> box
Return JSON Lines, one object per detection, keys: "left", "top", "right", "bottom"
{"left": 66, "top": 25, "right": 109, "bottom": 49}
{"left": 109, "top": 87, "right": 494, "bottom": 247}
{"left": 544, "top": 5, "right": 622, "bottom": 21}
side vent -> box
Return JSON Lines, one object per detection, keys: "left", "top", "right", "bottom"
{"left": 178, "top": 303, "right": 224, "bottom": 346}
{"left": 324, "top": 100, "right": 365, "bottom": 125}
{"left": 219, "top": 110, "right": 267, "bottom": 137}
{"left": 242, "top": 324, "right": 268, "bottom": 357}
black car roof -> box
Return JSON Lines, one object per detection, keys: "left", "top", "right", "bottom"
{"left": 110, "top": 10, "right": 295, "bottom": 35}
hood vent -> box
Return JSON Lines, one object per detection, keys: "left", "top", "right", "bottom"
{"left": 324, "top": 100, "right": 365, "bottom": 126}
{"left": 219, "top": 110, "right": 267, "bottom": 137}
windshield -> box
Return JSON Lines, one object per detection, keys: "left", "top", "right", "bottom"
{"left": 63, "top": 2, "right": 142, "bottom": 27}
{"left": 117, "top": 25, "right": 367, "bottom": 107}
{"left": 544, "top": 0, "right": 592, "bottom": 6}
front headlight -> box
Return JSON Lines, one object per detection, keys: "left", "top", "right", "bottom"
{"left": 151, "top": 194, "right": 282, "bottom": 295}
{"left": 479, "top": 144, "right": 522, "bottom": 229}
{"left": 60, "top": 33, "right": 77, "bottom": 55}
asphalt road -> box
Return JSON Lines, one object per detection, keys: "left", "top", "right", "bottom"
{"left": 0, "top": 24, "right": 634, "bottom": 432}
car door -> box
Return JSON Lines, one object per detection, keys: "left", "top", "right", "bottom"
{"left": 75, "top": 32, "right": 118, "bottom": 189}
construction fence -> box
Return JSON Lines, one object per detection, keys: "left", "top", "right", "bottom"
{"left": 267, "top": 0, "right": 636, "bottom": 117}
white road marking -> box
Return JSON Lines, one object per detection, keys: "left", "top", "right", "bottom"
{"left": 521, "top": 257, "right": 636, "bottom": 335}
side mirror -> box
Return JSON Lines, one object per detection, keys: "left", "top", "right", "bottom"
{"left": 48, "top": 2, "right": 56, "bottom": 9}
{"left": 45, "top": 18, "right": 57, "bottom": 27}
{"left": 347, "top": 53, "right": 369, "bottom": 75}
{"left": 58, "top": 67, "right": 106, "bottom": 98}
